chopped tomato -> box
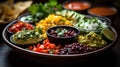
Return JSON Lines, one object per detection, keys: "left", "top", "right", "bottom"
{"left": 33, "top": 46, "right": 37, "bottom": 51}
{"left": 29, "top": 46, "right": 33, "bottom": 50}
{"left": 40, "top": 50, "right": 49, "bottom": 53}
{"left": 8, "top": 21, "right": 34, "bottom": 33}
{"left": 38, "top": 45, "right": 45, "bottom": 50}
{"left": 48, "top": 44, "right": 56, "bottom": 49}
{"left": 43, "top": 39, "right": 50, "bottom": 44}
{"left": 28, "top": 39, "right": 61, "bottom": 54}
{"left": 36, "top": 43, "right": 41, "bottom": 48}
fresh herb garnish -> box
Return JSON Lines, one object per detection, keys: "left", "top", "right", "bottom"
{"left": 27, "top": 0, "right": 62, "bottom": 23}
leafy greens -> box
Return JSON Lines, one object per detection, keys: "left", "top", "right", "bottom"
{"left": 28, "top": 0, "right": 62, "bottom": 22}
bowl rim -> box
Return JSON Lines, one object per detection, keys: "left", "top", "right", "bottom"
{"left": 18, "top": 13, "right": 32, "bottom": 19}
{"left": 2, "top": 18, "right": 118, "bottom": 57}
{"left": 87, "top": 6, "right": 118, "bottom": 17}
{"left": 46, "top": 25, "right": 80, "bottom": 39}
{"left": 62, "top": 0, "right": 92, "bottom": 11}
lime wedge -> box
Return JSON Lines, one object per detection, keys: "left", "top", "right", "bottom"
{"left": 101, "top": 28, "right": 116, "bottom": 41}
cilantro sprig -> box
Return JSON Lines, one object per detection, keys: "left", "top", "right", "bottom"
{"left": 28, "top": 0, "right": 62, "bottom": 23}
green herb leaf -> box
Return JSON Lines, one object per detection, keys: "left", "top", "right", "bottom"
{"left": 49, "top": 0, "right": 57, "bottom": 6}
{"left": 28, "top": 4, "right": 39, "bottom": 15}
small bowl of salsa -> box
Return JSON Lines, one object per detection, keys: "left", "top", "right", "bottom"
{"left": 87, "top": 6, "right": 118, "bottom": 21}
{"left": 63, "top": 0, "right": 91, "bottom": 14}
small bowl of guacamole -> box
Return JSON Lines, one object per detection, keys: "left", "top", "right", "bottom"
{"left": 10, "top": 30, "right": 44, "bottom": 46}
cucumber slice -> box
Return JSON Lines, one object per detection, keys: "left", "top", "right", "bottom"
{"left": 75, "top": 13, "right": 80, "bottom": 20}
{"left": 62, "top": 10, "right": 67, "bottom": 16}
{"left": 72, "top": 12, "right": 77, "bottom": 19}
{"left": 68, "top": 11, "right": 75, "bottom": 18}
{"left": 56, "top": 11, "right": 62, "bottom": 15}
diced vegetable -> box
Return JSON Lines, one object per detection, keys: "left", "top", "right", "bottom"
{"left": 8, "top": 21, "right": 34, "bottom": 33}
{"left": 28, "top": 39, "right": 60, "bottom": 54}
{"left": 74, "top": 17, "right": 108, "bottom": 33}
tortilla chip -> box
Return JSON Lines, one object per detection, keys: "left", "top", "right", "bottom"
{"left": 0, "top": 0, "right": 33, "bottom": 24}
{"left": 13, "top": 1, "right": 33, "bottom": 19}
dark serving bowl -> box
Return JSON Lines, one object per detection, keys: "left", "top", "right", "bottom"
{"left": 2, "top": 16, "right": 118, "bottom": 65}
{"left": 46, "top": 25, "right": 80, "bottom": 46}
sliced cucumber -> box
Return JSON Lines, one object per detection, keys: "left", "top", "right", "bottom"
{"left": 55, "top": 10, "right": 85, "bottom": 22}
{"left": 56, "top": 11, "right": 62, "bottom": 15}
{"left": 62, "top": 10, "right": 67, "bottom": 16}
{"left": 72, "top": 12, "right": 77, "bottom": 19}
{"left": 67, "top": 11, "right": 74, "bottom": 18}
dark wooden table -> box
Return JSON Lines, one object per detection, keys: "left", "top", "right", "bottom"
{"left": 0, "top": 0, "right": 120, "bottom": 67}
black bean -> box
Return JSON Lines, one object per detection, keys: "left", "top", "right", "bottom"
{"left": 49, "top": 27, "right": 77, "bottom": 37}
{"left": 59, "top": 42, "right": 96, "bottom": 55}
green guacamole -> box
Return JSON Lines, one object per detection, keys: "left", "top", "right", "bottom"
{"left": 78, "top": 32, "right": 106, "bottom": 48}
{"left": 11, "top": 30, "right": 43, "bottom": 45}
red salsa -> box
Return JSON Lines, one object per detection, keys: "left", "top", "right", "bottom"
{"left": 64, "top": 1, "right": 91, "bottom": 10}
{"left": 88, "top": 7, "right": 117, "bottom": 16}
